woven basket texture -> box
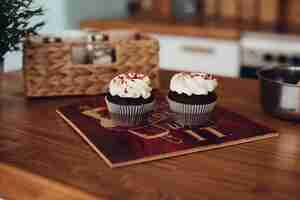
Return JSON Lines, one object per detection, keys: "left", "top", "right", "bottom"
{"left": 23, "top": 33, "right": 159, "bottom": 97}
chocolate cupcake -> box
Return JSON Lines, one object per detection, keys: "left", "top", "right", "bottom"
{"left": 167, "top": 72, "right": 218, "bottom": 125}
{"left": 105, "top": 73, "right": 155, "bottom": 122}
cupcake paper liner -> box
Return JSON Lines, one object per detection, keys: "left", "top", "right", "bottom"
{"left": 167, "top": 97, "right": 216, "bottom": 114}
{"left": 167, "top": 97, "right": 216, "bottom": 126}
{"left": 110, "top": 113, "right": 149, "bottom": 127}
{"left": 175, "top": 113, "right": 212, "bottom": 126}
{"left": 105, "top": 97, "right": 154, "bottom": 116}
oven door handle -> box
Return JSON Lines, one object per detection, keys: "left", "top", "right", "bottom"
{"left": 180, "top": 45, "right": 215, "bottom": 55}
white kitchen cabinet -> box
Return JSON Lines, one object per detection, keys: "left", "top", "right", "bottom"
{"left": 151, "top": 34, "right": 240, "bottom": 77}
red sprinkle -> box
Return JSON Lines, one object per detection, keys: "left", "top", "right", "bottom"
{"left": 183, "top": 72, "right": 215, "bottom": 80}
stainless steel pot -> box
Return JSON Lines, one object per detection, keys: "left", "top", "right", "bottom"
{"left": 257, "top": 66, "right": 300, "bottom": 121}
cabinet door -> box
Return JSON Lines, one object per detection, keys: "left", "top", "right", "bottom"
{"left": 152, "top": 34, "right": 240, "bottom": 77}
{"left": 287, "top": 0, "right": 300, "bottom": 28}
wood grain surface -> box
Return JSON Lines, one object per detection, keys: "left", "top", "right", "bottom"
{"left": 286, "top": 0, "right": 300, "bottom": 29}
{"left": 81, "top": 19, "right": 241, "bottom": 40}
{"left": 81, "top": 17, "right": 300, "bottom": 42}
{"left": 1, "top": 71, "right": 300, "bottom": 200}
{"left": 0, "top": 164, "right": 100, "bottom": 200}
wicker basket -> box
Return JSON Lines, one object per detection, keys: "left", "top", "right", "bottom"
{"left": 23, "top": 31, "right": 159, "bottom": 97}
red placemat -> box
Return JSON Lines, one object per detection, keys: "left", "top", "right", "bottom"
{"left": 57, "top": 94, "right": 278, "bottom": 168}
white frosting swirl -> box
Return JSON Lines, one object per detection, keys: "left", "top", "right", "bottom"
{"left": 170, "top": 72, "right": 218, "bottom": 96}
{"left": 109, "top": 73, "right": 152, "bottom": 99}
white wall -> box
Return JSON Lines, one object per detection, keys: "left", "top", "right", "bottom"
{"left": 5, "top": 0, "right": 128, "bottom": 71}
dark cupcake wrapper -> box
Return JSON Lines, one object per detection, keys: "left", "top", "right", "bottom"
{"left": 167, "top": 97, "right": 216, "bottom": 126}
{"left": 109, "top": 113, "right": 149, "bottom": 127}
{"left": 167, "top": 97, "right": 216, "bottom": 114}
{"left": 175, "top": 112, "right": 212, "bottom": 126}
{"left": 105, "top": 97, "right": 154, "bottom": 116}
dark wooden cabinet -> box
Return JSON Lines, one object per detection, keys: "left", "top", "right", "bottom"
{"left": 128, "top": 0, "right": 300, "bottom": 33}
{"left": 287, "top": 0, "right": 300, "bottom": 31}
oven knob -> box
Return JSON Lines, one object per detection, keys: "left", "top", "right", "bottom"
{"left": 278, "top": 55, "right": 288, "bottom": 63}
{"left": 290, "top": 56, "right": 300, "bottom": 66}
{"left": 263, "top": 54, "right": 273, "bottom": 62}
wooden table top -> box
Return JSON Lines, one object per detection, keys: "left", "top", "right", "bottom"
{"left": 1, "top": 71, "right": 300, "bottom": 200}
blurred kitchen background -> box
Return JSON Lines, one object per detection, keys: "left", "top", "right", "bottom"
{"left": 5, "top": 0, "right": 300, "bottom": 79}
{"left": 5, "top": 0, "right": 128, "bottom": 71}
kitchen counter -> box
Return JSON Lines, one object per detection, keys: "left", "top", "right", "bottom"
{"left": 81, "top": 20, "right": 241, "bottom": 77}
{"left": 1, "top": 71, "right": 300, "bottom": 199}
{"left": 81, "top": 18, "right": 241, "bottom": 40}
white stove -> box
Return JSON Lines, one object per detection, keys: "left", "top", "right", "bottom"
{"left": 240, "top": 32, "right": 300, "bottom": 78}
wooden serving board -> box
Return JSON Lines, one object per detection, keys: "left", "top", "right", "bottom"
{"left": 57, "top": 94, "right": 278, "bottom": 168}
